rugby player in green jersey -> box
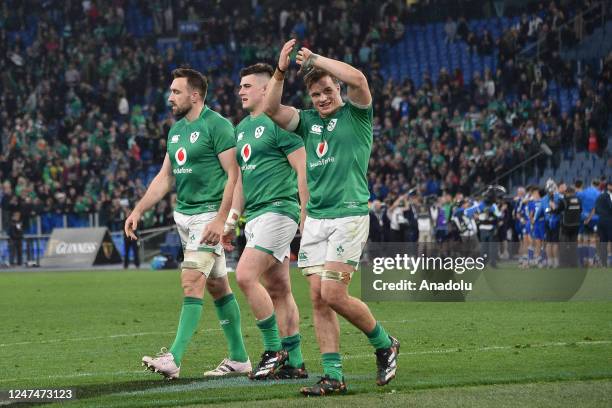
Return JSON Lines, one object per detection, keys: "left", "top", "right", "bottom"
{"left": 221, "top": 63, "right": 309, "bottom": 380}
{"left": 263, "top": 40, "right": 399, "bottom": 396}
{"left": 125, "top": 68, "right": 251, "bottom": 379}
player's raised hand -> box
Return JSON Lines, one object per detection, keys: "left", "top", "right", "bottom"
{"left": 296, "top": 47, "right": 313, "bottom": 67}
{"left": 278, "top": 39, "right": 296, "bottom": 72}
{"left": 296, "top": 47, "right": 317, "bottom": 76}
{"left": 124, "top": 211, "right": 140, "bottom": 240}
{"left": 201, "top": 218, "right": 223, "bottom": 246}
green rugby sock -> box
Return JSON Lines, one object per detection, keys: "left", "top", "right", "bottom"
{"left": 214, "top": 293, "right": 249, "bottom": 362}
{"left": 281, "top": 333, "right": 304, "bottom": 368}
{"left": 322, "top": 352, "right": 343, "bottom": 381}
{"left": 366, "top": 322, "right": 392, "bottom": 350}
{"left": 256, "top": 313, "right": 282, "bottom": 352}
{"left": 169, "top": 297, "right": 203, "bottom": 366}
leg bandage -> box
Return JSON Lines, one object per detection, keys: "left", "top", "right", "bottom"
{"left": 302, "top": 265, "right": 325, "bottom": 277}
{"left": 321, "top": 269, "right": 354, "bottom": 284}
{"left": 302, "top": 265, "right": 353, "bottom": 283}
{"left": 182, "top": 251, "right": 216, "bottom": 277}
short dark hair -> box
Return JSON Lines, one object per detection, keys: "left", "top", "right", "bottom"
{"left": 240, "top": 63, "right": 274, "bottom": 78}
{"left": 171, "top": 68, "right": 208, "bottom": 100}
{"left": 304, "top": 68, "right": 340, "bottom": 90}
{"left": 575, "top": 179, "right": 583, "bottom": 189}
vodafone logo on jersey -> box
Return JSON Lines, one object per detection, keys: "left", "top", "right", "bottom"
{"left": 241, "top": 143, "right": 252, "bottom": 162}
{"left": 175, "top": 147, "right": 187, "bottom": 166}
{"left": 316, "top": 140, "right": 328, "bottom": 158}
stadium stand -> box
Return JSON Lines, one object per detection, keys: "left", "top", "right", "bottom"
{"left": 0, "top": 0, "right": 609, "bottom": 264}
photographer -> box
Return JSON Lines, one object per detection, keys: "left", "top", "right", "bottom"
{"left": 451, "top": 199, "right": 479, "bottom": 244}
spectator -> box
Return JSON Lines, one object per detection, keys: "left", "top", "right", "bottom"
{"left": 444, "top": 17, "right": 457, "bottom": 43}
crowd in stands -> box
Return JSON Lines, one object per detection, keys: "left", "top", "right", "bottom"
{"left": 0, "top": 0, "right": 609, "bottom": 241}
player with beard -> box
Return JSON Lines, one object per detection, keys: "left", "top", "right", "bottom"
{"left": 221, "top": 63, "right": 309, "bottom": 380}
{"left": 263, "top": 40, "right": 399, "bottom": 396}
{"left": 125, "top": 68, "right": 251, "bottom": 379}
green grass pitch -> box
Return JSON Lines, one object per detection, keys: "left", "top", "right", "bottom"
{"left": 0, "top": 268, "right": 611, "bottom": 407}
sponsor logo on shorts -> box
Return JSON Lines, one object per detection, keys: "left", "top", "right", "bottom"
{"left": 190, "top": 131, "right": 200, "bottom": 143}
{"left": 298, "top": 251, "right": 308, "bottom": 262}
{"left": 255, "top": 126, "right": 265, "bottom": 138}
{"left": 336, "top": 244, "right": 345, "bottom": 256}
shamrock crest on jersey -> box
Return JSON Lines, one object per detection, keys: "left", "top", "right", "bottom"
{"left": 190, "top": 131, "right": 200, "bottom": 143}
{"left": 241, "top": 143, "right": 252, "bottom": 162}
{"left": 254, "top": 126, "right": 265, "bottom": 138}
{"left": 175, "top": 147, "right": 187, "bottom": 165}
{"left": 327, "top": 118, "right": 338, "bottom": 131}
{"left": 316, "top": 140, "right": 328, "bottom": 158}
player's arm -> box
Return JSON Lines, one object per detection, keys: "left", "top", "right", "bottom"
{"left": 201, "top": 148, "right": 239, "bottom": 245}
{"left": 124, "top": 154, "right": 174, "bottom": 239}
{"left": 287, "top": 146, "right": 309, "bottom": 232}
{"left": 263, "top": 39, "right": 301, "bottom": 131}
{"left": 296, "top": 47, "right": 372, "bottom": 107}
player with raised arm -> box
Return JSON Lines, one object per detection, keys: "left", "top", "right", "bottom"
{"left": 125, "top": 68, "right": 251, "bottom": 379}
{"left": 220, "top": 63, "right": 309, "bottom": 380}
{"left": 263, "top": 39, "right": 399, "bottom": 396}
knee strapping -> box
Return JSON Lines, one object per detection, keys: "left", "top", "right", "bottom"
{"left": 182, "top": 251, "right": 216, "bottom": 277}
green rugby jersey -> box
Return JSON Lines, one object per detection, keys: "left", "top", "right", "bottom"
{"left": 235, "top": 113, "right": 304, "bottom": 223}
{"left": 294, "top": 102, "right": 373, "bottom": 219}
{"left": 167, "top": 106, "right": 235, "bottom": 215}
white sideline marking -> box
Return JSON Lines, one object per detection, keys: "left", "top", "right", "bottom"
{"left": 1, "top": 340, "right": 610, "bottom": 384}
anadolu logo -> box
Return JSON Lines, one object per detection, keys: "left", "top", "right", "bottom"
{"left": 175, "top": 147, "right": 187, "bottom": 166}
{"left": 316, "top": 140, "right": 328, "bottom": 158}
{"left": 241, "top": 143, "right": 252, "bottom": 162}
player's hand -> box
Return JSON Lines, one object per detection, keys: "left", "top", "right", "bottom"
{"left": 124, "top": 210, "right": 141, "bottom": 240}
{"left": 221, "top": 231, "right": 235, "bottom": 252}
{"left": 296, "top": 47, "right": 317, "bottom": 75}
{"left": 278, "top": 39, "right": 296, "bottom": 72}
{"left": 201, "top": 218, "right": 224, "bottom": 246}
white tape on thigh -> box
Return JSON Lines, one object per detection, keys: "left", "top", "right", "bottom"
{"left": 302, "top": 265, "right": 325, "bottom": 277}
{"left": 321, "top": 269, "right": 354, "bottom": 284}
{"left": 182, "top": 251, "right": 216, "bottom": 277}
